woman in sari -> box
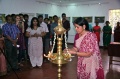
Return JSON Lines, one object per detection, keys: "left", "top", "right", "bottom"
{"left": 65, "top": 17, "right": 104, "bottom": 79}
{"left": 0, "top": 28, "right": 7, "bottom": 76}
{"left": 93, "top": 21, "right": 101, "bottom": 45}
{"left": 102, "top": 21, "right": 112, "bottom": 49}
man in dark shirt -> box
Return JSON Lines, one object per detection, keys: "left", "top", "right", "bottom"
{"left": 50, "top": 15, "right": 58, "bottom": 53}
{"left": 62, "top": 13, "right": 70, "bottom": 39}
{"left": 44, "top": 18, "right": 51, "bottom": 62}
{"left": 23, "top": 14, "right": 29, "bottom": 60}
{"left": 62, "top": 13, "right": 70, "bottom": 50}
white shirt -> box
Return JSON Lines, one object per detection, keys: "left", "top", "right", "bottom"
{"left": 40, "top": 22, "right": 49, "bottom": 32}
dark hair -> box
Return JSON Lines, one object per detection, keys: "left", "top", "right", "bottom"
{"left": 38, "top": 15, "right": 43, "bottom": 19}
{"left": 44, "top": 18, "right": 49, "bottom": 21}
{"left": 30, "top": 17, "right": 40, "bottom": 29}
{"left": 105, "top": 21, "right": 110, "bottom": 24}
{"left": 117, "top": 22, "right": 120, "bottom": 24}
{"left": 23, "top": 14, "right": 29, "bottom": 18}
{"left": 49, "top": 16, "right": 52, "bottom": 19}
{"left": 53, "top": 15, "right": 58, "bottom": 19}
{"left": 5, "top": 15, "right": 11, "bottom": 21}
{"left": 62, "top": 13, "right": 66, "bottom": 16}
{"left": 11, "top": 14, "right": 16, "bottom": 17}
{"left": 19, "top": 13, "right": 23, "bottom": 16}
{"left": 73, "top": 17, "right": 89, "bottom": 31}
{"left": 11, "top": 14, "right": 16, "bottom": 21}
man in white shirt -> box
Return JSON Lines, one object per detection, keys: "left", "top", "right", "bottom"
{"left": 38, "top": 15, "right": 49, "bottom": 33}
{"left": 38, "top": 15, "right": 49, "bottom": 62}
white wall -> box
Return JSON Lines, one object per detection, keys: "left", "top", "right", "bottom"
{"left": 0, "top": 0, "right": 60, "bottom": 16}
{"left": 58, "top": 0, "right": 120, "bottom": 46}
{"left": 0, "top": 0, "right": 120, "bottom": 46}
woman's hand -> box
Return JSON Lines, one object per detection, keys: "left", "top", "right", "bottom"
{"left": 63, "top": 48, "right": 77, "bottom": 55}
{"left": 41, "top": 32, "right": 46, "bottom": 37}
{"left": 63, "top": 48, "right": 67, "bottom": 53}
{"left": 69, "top": 50, "right": 76, "bottom": 55}
{"left": 34, "top": 33, "right": 38, "bottom": 38}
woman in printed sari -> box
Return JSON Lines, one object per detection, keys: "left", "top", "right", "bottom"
{"left": 93, "top": 21, "right": 101, "bottom": 45}
{"left": 65, "top": 17, "right": 104, "bottom": 79}
{"left": 102, "top": 21, "right": 112, "bottom": 49}
{"left": 0, "top": 28, "right": 7, "bottom": 76}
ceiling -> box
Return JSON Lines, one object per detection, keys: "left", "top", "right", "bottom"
{"left": 36, "top": 0, "right": 109, "bottom": 5}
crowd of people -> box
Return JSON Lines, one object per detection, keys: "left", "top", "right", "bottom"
{"left": 0, "top": 13, "right": 70, "bottom": 76}
{"left": 0, "top": 13, "right": 120, "bottom": 79}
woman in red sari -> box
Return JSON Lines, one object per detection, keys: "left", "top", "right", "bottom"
{"left": 0, "top": 28, "right": 7, "bottom": 76}
{"left": 93, "top": 22, "right": 101, "bottom": 45}
{"left": 66, "top": 17, "right": 104, "bottom": 79}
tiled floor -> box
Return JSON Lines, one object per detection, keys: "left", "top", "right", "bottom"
{"left": 0, "top": 46, "right": 120, "bottom": 79}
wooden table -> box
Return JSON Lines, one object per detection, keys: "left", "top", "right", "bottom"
{"left": 108, "top": 42, "right": 120, "bottom": 69}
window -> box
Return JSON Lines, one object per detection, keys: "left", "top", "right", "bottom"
{"left": 109, "top": 9, "right": 120, "bottom": 33}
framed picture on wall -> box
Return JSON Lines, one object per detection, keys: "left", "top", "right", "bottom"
{"left": 49, "top": 16, "right": 53, "bottom": 18}
{"left": 36, "top": 13, "right": 49, "bottom": 18}
{"left": 83, "top": 16, "right": 92, "bottom": 23}
{"left": 94, "top": 16, "right": 105, "bottom": 23}
{"left": 72, "top": 17, "right": 79, "bottom": 23}
{"left": 36, "top": 13, "right": 43, "bottom": 18}
{"left": 45, "top": 14, "right": 48, "bottom": 18}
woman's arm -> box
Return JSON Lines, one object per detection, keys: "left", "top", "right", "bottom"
{"left": 76, "top": 52, "right": 92, "bottom": 57}
{"left": 69, "top": 47, "right": 78, "bottom": 52}
{"left": 69, "top": 49, "right": 92, "bottom": 57}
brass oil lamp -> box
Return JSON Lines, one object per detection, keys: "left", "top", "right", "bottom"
{"left": 44, "top": 20, "right": 72, "bottom": 79}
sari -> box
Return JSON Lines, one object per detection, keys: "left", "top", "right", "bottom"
{"left": 74, "top": 32, "right": 104, "bottom": 79}
{"left": 102, "top": 26, "right": 112, "bottom": 47}
{"left": 93, "top": 26, "right": 101, "bottom": 44}
{"left": 0, "top": 29, "right": 7, "bottom": 76}
{"left": 0, "top": 53, "right": 7, "bottom": 76}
